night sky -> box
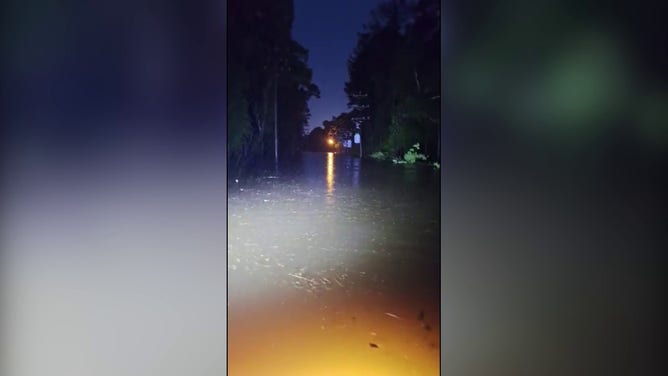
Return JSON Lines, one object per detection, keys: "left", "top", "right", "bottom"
{"left": 292, "top": 0, "right": 382, "bottom": 133}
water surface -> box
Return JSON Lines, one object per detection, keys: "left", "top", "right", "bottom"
{"left": 228, "top": 152, "right": 440, "bottom": 375}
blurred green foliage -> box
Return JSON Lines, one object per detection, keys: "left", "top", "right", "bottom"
{"left": 446, "top": 0, "right": 666, "bottom": 155}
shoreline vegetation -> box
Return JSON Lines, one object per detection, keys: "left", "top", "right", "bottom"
{"left": 370, "top": 143, "right": 440, "bottom": 169}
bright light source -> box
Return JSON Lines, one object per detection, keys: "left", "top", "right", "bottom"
{"left": 328, "top": 138, "right": 334, "bottom": 145}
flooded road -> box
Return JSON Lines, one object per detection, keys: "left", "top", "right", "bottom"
{"left": 228, "top": 152, "right": 440, "bottom": 375}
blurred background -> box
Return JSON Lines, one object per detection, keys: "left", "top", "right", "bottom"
{"left": 443, "top": 0, "right": 666, "bottom": 374}
{"left": 2, "top": 1, "right": 227, "bottom": 375}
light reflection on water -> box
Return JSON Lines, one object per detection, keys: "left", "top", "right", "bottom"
{"left": 229, "top": 152, "right": 440, "bottom": 375}
{"left": 228, "top": 289, "right": 439, "bottom": 376}
{"left": 353, "top": 157, "right": 360, "bottom": 188}
{"left": 326, "top": 152, "right": 335, "bottom": 204}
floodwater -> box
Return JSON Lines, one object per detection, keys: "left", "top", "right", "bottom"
{"left": 228, "top": 152, "right": 441, "bottom": 375}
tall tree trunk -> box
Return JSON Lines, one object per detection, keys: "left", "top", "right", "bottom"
{"left": 274, "top": 74, "right": 278, "bottom": 171}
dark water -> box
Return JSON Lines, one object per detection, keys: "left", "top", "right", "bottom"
{"left": 228, "top": 152, "right": 441, "bottom": 375}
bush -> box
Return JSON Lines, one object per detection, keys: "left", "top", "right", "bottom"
{"left": 370, "top": 151, "right": 387, "bottom": 160}
{"left": 402, "top": 143, "right": 428, "bottom": 164}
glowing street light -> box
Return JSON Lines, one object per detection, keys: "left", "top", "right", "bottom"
{"left": 327, "top": 138, "right": 334, "bottom": 145}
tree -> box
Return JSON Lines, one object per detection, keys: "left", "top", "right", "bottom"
{"left": 323, "top": 112, "right": 357, "bottom": 143}
{"left": 345, "top": 0, "right": 441, "bottom": 160}
{"left": 277, "top": 40, "right": 320, "bottom": 160}
{"left": 228, "top": 0, "right": 319, "bottom": 176}
{"left": 302, "top": 126, "right": 328, "bottom": 151}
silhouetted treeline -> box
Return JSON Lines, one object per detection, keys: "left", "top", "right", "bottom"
{"left": 345, "top": 0, "right": 440, "bottom": 160}
{"left": 322, "top": 112, "right": 357, "bottom": 143}
{"left": 228, "top": 0, "right": 319, "bottom": 177}
{"left": 301, "top": 127, "right": 329, "bottom": 152}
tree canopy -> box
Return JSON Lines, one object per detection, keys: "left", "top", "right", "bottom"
{"left": 228, "top": 0, "right": 319, "bottom": 177}
{"left": 345, "top": 0, "right": 440, "bottom": 160}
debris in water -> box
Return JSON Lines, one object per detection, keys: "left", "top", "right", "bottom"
{"left": 384, "top": 312, "right": 403, "bottom": 320}
{"left": 288, "top": 273, "right": 316, "bottom": 284}
{"left": 369, "top": 343, "right": 379, "bottom": 348}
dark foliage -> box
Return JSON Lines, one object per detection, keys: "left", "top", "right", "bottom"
{"left": 345, "top": 0, "right": 440, "bottom": 160}
{"left": 228, "top": 0, "right": 319, "bottom": 177}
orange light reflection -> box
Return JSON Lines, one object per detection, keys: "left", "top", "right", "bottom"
{"left": 326, "top": 152, "right": 334, "bottom": 200}
{"left": 228, "top": 289, "right": 439, "bottom": 376}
